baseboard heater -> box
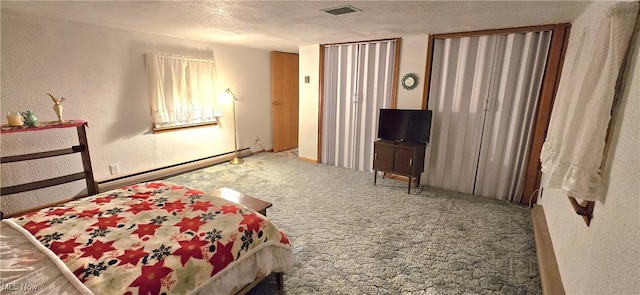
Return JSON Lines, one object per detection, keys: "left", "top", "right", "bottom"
{"left": 97, "top": 148, "right": 252, "bottom": 193}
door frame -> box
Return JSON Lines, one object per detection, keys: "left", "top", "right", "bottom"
{"left": 421, "top": 24, "right": 571, "bottom": 205}
{"left": 317, "top": 38, "right": 402, "bottom": 163}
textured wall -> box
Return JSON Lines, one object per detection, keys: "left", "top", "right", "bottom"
{"left": 297, "top": 45, "right": 320, "bottom": 161}
{"left": 537, "top": 2, "right": 640, "bottom": 294}
{"left": 0, "top": 12, "right": 273, "bottom": 214}
{"left": 396, "top": 34, "right": 429, "bottom": 110}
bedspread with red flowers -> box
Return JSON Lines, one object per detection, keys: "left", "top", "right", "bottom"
{"left": 6, "top": 181, "right": 292, "bottom": 295}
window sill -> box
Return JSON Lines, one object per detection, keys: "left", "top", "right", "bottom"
{"left": 152, "top": 121, "right": 217, "bottom": 133}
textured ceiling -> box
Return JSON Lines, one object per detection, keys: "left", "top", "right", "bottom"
{"left": 1, "top": 1, "right": 592, "bottom": 52}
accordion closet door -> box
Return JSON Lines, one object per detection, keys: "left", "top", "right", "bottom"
{"left": 426, "top": 31, "right": 552, "bottom": 203}
{"left": 321, "top": 40, "right": 397, "bottom": 172}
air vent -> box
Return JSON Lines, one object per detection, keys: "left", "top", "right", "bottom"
{"left": 321, "top": 5, "right": 362, "bottom": 16}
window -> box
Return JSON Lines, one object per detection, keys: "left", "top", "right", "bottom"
{"left": 144, "top": 53, "right": 222, "bottom": 131}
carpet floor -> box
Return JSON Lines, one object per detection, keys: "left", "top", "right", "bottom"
{"left": 167, "top": 152, "right": 541, "bottom": 294}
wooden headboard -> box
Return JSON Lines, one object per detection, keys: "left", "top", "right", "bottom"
{"left": 0, "top": 120, "right": 98, "bottom": 219}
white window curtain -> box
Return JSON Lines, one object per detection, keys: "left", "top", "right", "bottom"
{"left": 322, "top": 40, "right": 396, "bottom": 172}
{"left": 426, "top": 31, "right": 552, "bottom": 203}
{"left": 145, "top": 53, "right": 223, "bottom": 128}
{"left": 540, "top": 2, "right": 639, "bottom": 202}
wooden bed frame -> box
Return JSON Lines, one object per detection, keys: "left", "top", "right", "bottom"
{"left": 0, "top": 119, "right": 285, "bottom": 293}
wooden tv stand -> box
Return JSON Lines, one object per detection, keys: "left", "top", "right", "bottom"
{"left": 373, "top": 139, "right": 426, "bottom": 194}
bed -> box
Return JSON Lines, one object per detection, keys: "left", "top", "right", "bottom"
{"left": 0, "top": 121, "right": 294, "bottom": 294}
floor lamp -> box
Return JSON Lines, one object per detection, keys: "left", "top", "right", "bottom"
{"left": 224, "top": 88, "right": 244, "bottom": 165}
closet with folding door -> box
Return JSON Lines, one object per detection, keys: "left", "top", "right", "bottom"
{"left": 321, "top": 39, "right": 398, "bottom": 172}
{"left": 425, "top": 29, "right": 552, "bottom": 203}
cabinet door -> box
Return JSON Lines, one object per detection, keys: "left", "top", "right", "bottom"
{"left": 373, "top": 142, "right": 394, "bottom": 172}
{"left": 394, "top": 146, "right": 416, "bottom": 176}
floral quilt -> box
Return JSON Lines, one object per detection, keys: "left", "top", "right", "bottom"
{"left": 6, "top": 182, "right": 291, "bottom": 295}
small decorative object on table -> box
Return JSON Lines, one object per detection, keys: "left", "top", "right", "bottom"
{"left": 6, "top": 112, "right": 24, "bottom": 127}
{"left": 21, "top": 111, "right": 38, "bottom": 128}
{"left": 47, "top": 93, "right": 66, "bottom": 123}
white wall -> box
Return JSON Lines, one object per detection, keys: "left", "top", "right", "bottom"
{"left": 537, "top": 2, "right": 640, "bottom": 294}
{"left": 0, "top": 12, "right": 273, "bottom": 214}
{"left": 298, "top": 45, "right": 320, "bottom": 161}
{"left": 397, "top": 35, "right": 429, "bottom": 110}
{"left": 297, "top": 35, "right": 429, "bottom": 161}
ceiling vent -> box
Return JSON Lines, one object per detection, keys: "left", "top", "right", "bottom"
{"left": 321, "top": 5, "right": 362, "bottom": 16}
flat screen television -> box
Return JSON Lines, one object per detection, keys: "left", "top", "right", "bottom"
{"left": 377, "top": 109, "right": 433, "bottom": 144}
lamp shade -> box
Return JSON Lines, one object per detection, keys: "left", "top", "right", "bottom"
{"left": 219, "top": 89, "right": 234, "bottom": 105}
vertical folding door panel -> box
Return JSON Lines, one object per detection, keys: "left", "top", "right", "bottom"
{"left": 322, "top": 41, "right": 395, "bottom": 172}
{"left": 474, "top": 31, "right": 552, "bottom": 202}
{"left": 322, "top": 44, "right": 359, "bottom": 168}
{"left": 353, "top": 42, "right": 395, "bottom": 171}
{"left": 426, "top": 36, "right": 497, "bottom": 194}
{"left": 426, "top": 31, "right": 551, "bottom": 201}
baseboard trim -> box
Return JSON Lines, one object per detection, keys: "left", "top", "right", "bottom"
{"left": 252, "top": 149, "right": 274, "bottom": 155}
{"left": 386, "top": 173, "right": 410, "bottom": 182}
{"left": 531, "top": 204, "right": 565, "bottom": 295}
{"left": 384, "top": 173, "right": 421, "bottom": 185}
{"left": 298, "top": 156, "right": 318, "bottom": 163}
{"left": 97, "top": 148, "right": 252, "bottom": 192}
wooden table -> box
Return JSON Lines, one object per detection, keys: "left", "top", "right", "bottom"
{"left": 213, "top": 187, "right": 273, "bottom": 216}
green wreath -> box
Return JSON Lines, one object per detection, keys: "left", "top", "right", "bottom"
{"left": 401, "top": 73, "right": 419, "bottom": 90}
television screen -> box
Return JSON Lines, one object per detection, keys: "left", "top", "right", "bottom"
{"left": 377, "top": 109, "right": 432, "bottom": 143}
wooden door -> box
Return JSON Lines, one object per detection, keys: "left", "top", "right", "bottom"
{"left": 271, "top": 51, "right": 299, "bottom": 152}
